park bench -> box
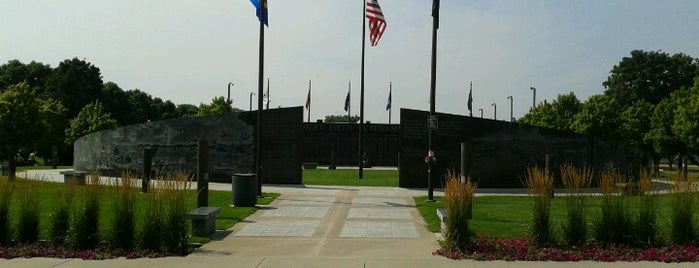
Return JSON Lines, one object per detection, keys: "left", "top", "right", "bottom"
{"left": 59, "top": 170, "right": 88, "bottom": 185}
{"left": 187, "top": 206, "right": 221, "bottom": 237}
{"left": 0, "top": 161, "right": 7, "bottom": 175}
{"left": 436, "top": 208, "right": 448, "bottom": 232}
{"left": 615, "top": 182, "right": 640, "bottom": 196}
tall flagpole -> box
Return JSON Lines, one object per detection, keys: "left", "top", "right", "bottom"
{"left": 348, "top": 81, "right": 352, "bottom": 123}
{"left": 255, "top": 0, "right": 266, "bottom": 197}
{"left": 266, "top": 78, "right": 270, "bottom": 110}
{"left": 308, "top": 80, "right": 311, "bottom": 122}
{"left": 388, "top": 82, "right": 392, "bottom": 124}
{"left": 359, "top": 0, "right": 366, "bottom": 179}
{"left": 427, "top": 0, "right": 440, "bottom": 201}
{"left": 469, "top": 81, "right": 473, "bottom": 117}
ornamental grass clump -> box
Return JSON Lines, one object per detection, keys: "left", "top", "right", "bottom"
{"left": 50, "top": 182, "right": 76, "bottom": 246}
{"left": 669, "top": 171, "right": 697, "bottom": 245}
{"left": 110, "top": 171, "right": 137, "bottom": 250}
{"left": 160, "top": 172, "right": 192, "bottom": 256}
{"left": 439, "top": 171, "right": 477, "bottom": 253}
{"left": 138, "top": 180, "right": 164, "bottom": 251}
{"left": 525, "top": 166, "right": 554, "bottom": 247}
{"left": 69, "top": 171, "right": 103, "bottom": 250}
{"left": 560, "top": 164, "right": 592, "bottom": 247}
{"left": 593, "top": 170, "right": 632, "bottom": 245}
{"left": 16, "top": 179, "right": 41, "bottom": 244}
{"left": 635, "top": 169, "right": 657, "bottom": 245}
{"left": 0, "top": 179, "right": 14, "bottom": 245}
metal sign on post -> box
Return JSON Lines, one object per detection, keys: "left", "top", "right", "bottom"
{"left": 428, "top": 115, "right": 438, "bottom": 130}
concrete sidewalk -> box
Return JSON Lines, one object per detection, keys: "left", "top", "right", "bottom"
{"left": 2, "top": 169, "right": 694, "bottom": 267}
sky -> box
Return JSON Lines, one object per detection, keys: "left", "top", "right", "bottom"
{"left": 2, "top": 0, "right": 698, "bottom": 123}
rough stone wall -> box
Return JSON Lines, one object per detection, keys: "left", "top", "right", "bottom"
{"left": 73, "top": 107, "right": 303, "bottom": 184}
{"left": 399, "top": 109, "right": 649, "bottom": 188}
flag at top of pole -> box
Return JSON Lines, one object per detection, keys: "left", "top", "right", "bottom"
{"left": 250, "top": 0, "right": 269, "bottom": 26}
{"left": 386, "top": 87, "right": 392, "bottom": 111}
{"left": 366, "top": 0, "right": 386, "bottom": 46}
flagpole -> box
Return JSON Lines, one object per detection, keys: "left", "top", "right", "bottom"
{"left": 388, "top": 82, "right": 392, "bottom": 124}
{"left": 266, "top": 78, "right": 270, "bottom": 110}
{"left": 256, "top": 0, "right": 266, "bottom": 197}
{"left": 358, "top": 0, "right": 366, "bottom": 179}
{"left": 348, "top": 81, "right": 351, "bottom": 123}
{"left": 469, "top": 81, "right": 473, "bottom": 117}
{"left": 308, "top": 80, "right": 311, "bottom": 122}
{"left": 427, "top": 0, "right": 440, "bottom": 201}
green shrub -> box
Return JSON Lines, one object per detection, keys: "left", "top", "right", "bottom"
{"left": 526, "top": 166, "right": 554, "bottom": 247}
{"left": 592, "top": 170, "right": 632, "bottom": 245}
{"left": 111, "top": 172, "right": 137, "bottom": 250}
{"left": 439, "top": 171, "right": 477, "bottom": 252}
{"left": 49, "top": 184, "right": 76, "bottom": 246}
{"left": 669, "top": 173, "right": 697, "bottom": 245}
{"left": 635, "top": 169, "right": 657, "bottom": 245}
{"left": 138, "top": 187, "right": 163, "bottom": 251}
{"left": 16, "top": 180, "right": 40, "bottom": 243}
{"left": 161, "top": 173, "right": 192, "bottom": 255}
{"left": 0, "top": 180, "right": 14, "bottom": 245}
{"left": 560, "top": 164, "right": 592, "bottom": 246}
{"left": 69, "top": 172, "right": 102, "bottom": 249}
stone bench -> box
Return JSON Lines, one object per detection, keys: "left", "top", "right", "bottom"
{"left": 302, "top": 162, "right": 318, "bottom": 169}
{"left": 0, "top": 162, "right": 8, "bottom": 175}
{"left": 187, "top": 206, "right": 221, "bottom": 237}
{"left": 436, "top": 208, "right": 448, "bottom": 232}
{"left": 59, "top": 170, "right": 88, "bottom": 185}
{"left": 615, "top": 182, "right": 640, "bottom": 196}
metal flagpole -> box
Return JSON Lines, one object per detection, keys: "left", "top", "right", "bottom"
{"left": 389, "top": 82, "right": 392, "bottom": 124}
{"left": 359, "top": 0, "right": 366, "bottom": 179}
{"left": 427, "top": 0, "right": 440, "bottom": 201}
{"left": 256, "top": 0, "right": 266, "bottom": 197}
{"left": 348, "top": 81, "right": 351, "bottom": 123}
{"left": 308, "top": 80, "right": 311, "bottom": 122}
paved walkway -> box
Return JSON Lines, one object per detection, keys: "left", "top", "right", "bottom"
{"left": 2, "top": 169, "right": 694, "bottom": 267}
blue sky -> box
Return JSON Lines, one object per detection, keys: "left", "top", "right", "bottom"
{"left": 2, "top": 0, "right": 698, "bottom": 123}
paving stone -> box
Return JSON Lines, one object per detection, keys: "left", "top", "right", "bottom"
{"left": 340, "top": 221, "right": 419, "bottom": 238}
{"left": 279, "top": 196, "right": 338, "bottom": 206}
{"left": 351, "top": 197, "right": 412, "bottom": 207}
{"left": 262, "top": 207, "right": 330, "bottom": 218}
{"left": 235, "top": 221, "right": 320, "bottom": 237}
{"left": 347, "top": 207, "right": 412, "bottom": 219}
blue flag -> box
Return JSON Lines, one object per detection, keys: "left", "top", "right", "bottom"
{"left": 250, "top": 0, "right": 268, "bottom": 26}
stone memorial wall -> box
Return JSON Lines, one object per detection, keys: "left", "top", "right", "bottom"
{"left": 73, "top": 107, "right": 303, "bottom": 184}
{"left": 302, "top": 122, "right": 399, "bottom": 167}
{"left": 399, "top": 109, "right": 649, "bottom": 188}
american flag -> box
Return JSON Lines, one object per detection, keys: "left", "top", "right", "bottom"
{"left": 366, "top": 0, "right": 386, "bottom": 46}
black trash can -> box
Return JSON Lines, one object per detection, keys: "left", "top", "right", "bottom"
{"left": 232, "top": 173, "right": 257, "bottom": 207}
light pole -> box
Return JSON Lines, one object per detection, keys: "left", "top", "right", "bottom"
{"left": 491, "top": 103, "right": 497, "bottom": 120}
{"left": 507, "top": 96, "right": 513, "bottom": 122}
{"left": 478, "top": 108, "right": 483, "bottom": 118}
{"left": 249, "top": 92, "right": 255, "bottom": 111}
{"left": 227, "top": 82, "right": 234, "bottom": 105}
{"left": 530, "top": 86, "right": 536, "bottom": 110}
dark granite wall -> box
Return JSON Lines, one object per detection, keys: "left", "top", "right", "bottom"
{"left": 302, "top": 123, "right": 399, "bottom": 166}
{"left": 73, "top": 107, "right": 303, "bottom": 184}
{"left": 398, "top": 109, "right": 649, "bottom": 188}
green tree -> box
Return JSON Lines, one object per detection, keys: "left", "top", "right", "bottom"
{"left": 35, "top": 98, "right": 68, "bottom": 162}
{"left": 99, "top": 82, "right": 131, "bottom": 126}
{"left": 44, "top": 58, "right": 104, "bottom": 118}
{"left": 0, "top": 60, "right": 52, "bottom": 92}
{"left": 196, "top": 96, "right": 233, "bottom": 116}
{"left": 603, "top": 50, "right": 697, "bottom": 107}
{"left": 324, "top": 114, "right": 360, "bottom": 123}
{"left": 572, "top": 95, "right": 621, "bottom": 141}
{"left": 176, "top": 104, "right": 199, "bottom": 118}
{"left": 0, "top": 83, "right": 43, "bottom": 180}
{"left": 644, "top": 92, "right": 688, "bottom": 163}
{"left": 618, "top": 100, "right": 654, "bottom": 149}
{"left": 65, "top": 101, "right": 118, "bottom": 144}
{"left": 519, "top": 92, "right": 581, "bottom": 131}
{"left": 124, "top": 89, "right": 158, "bottom": 124}
{"left": 673, "top": 78, "right": 699, "bottom": 154}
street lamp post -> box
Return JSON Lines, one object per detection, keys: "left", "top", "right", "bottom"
{"left": 227, "top": 82, "right": 234, "bottom": 105}
{"left": 530, "top": 86, "right": 536, "bottom": 110}
{"left": 491, "top": 103, "right": 497, "bottom": 120}
{"left": 478, "top": 108, "right": 483, "bottom": 118}
{"left": 249, "top": 92, "right": 255, "bottom": 111}
{"left": 507, "top": 96, "right": 513, "bottom": 122}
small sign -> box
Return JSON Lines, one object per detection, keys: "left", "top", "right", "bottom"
{"left": 427, "top": 115, "right": 438, "bottom": 130}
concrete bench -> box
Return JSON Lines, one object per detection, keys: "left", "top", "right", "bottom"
{"left": 615, "top": 182, "right": 640, "bottom": 196}
{"left": 436, "top": 208, "right": 448, "bottom": 232}
{"left": 59, "top": 170, "right": 88, "bottom": 185}
{"left": 187, "top": 206, "right": 221, "bottom": 237}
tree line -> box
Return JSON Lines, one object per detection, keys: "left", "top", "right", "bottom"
{"left": 0, "top": 57, "right": 238, "bottom": 170}
{"left": 519, "top": 50, "right": 699, "bottom": 169}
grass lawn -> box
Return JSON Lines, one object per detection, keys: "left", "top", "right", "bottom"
{"left": 1, "top": 176, "right": 278, "bottom": 243}
{"left": 415, "top": 194, "right": 686, "bottom": 239}
{"left": 302, "top": 169, "right": 398, "bottom": 187}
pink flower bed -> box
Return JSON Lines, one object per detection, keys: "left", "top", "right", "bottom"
{"left": 434, "top": 237, "right": 699, "bottom": 262}
{"left": 0, "top": 244, "right": 169, "bottom": 259}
